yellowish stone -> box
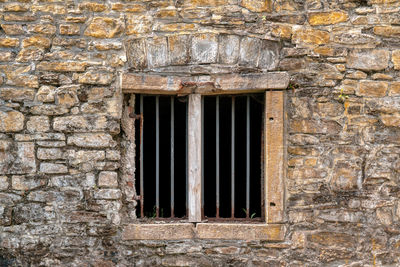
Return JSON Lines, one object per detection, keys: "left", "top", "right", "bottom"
{"left": 309, "top": 11, "right": 349, "bottom": 25}
{"left": 358, "top": 80, "right": 388, "bottom": 97}
{"left": 292, "top": 28, "right": 330, "bottom": 45}
{"left": 374, "top": 26, "right": 400, "bottom": 37}
{"left": 0, "top": 111, "right": 24, "bottom": 132}
{"left": 0, "top": 38, "right": 19, "bottom": 48}
{"left": 84, "top": 17, "right": 124, "bottom": 38}
{"left": 37, "top": 61, "right": 87, "bottom": 72}
{"left": 22, "top": 36, "right": 51, "bottom": 49}
{"left": 392, "top": 50, "right": 400, "bottom": 70}
{"left": 241, "top": 0, "right": 272, "bottom": 12}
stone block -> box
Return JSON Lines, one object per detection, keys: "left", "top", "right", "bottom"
{"left": 389, "top": 81, "right": 400, "bottom": 96}
{"left": 53, "top": 115, "right": 107, "bottom": 132}
{"left": 380, "top": 114, "right": 400, "bottom": 127}
{"left": 308, "top": 11, "right": 349, "bottom": 25}
{"left": 218, "top": 34, "right": 240, "bottom": 64}
{"left": 1, "top": 24, "right": 24, "bottom": 35}
{"left": 239, "top": 37, "right": 261, "bottom": 67}
{"left": 40, "top": 163, "right": 68, "bottom": 174}
{"left": 37, "top": 61, "right": 87, "bottom": 72}
{"left": 271, "top": 24, "right": 292, "bottom": 39}
{"left": 98, "top": 171, "right": 118, "bottom": 187}
{"left": 31, "top": 105, "right": 69, "bottom": 116}
{"left": 308, "top": 232, "right": 355, "bottom": 248}
{"left": 126, "top": 38, "right": 147, "bottom": 70}
{"left": 0, "top": 176, "right": 8, "bottom": 190}
{"left": 346, "top": 50, "right": 389, "bottom": 71}
{"left": 191, "top": 34, "right": 218, "bottom": 64}
{"left": 167, "top": 35, "right": 189, "bottom": 65}
{"left": 8, "top": 142, "right": 36, "bottom": 174}
{"left": 0, "top": 51, "right": 14, "bottom": 62}
{"left": 26, "top": 24, "right": 56, "bottom": 35}
{"left": 146, "top": 36, "right": 168, "bottom": 68}
{"left": 240, "top": 0, "right": 272, "bottom": 12}
{"left": 68, "top": 150, "right": 105, "bottom": 166}
{"left": 59, "top": 24, "right": 80, "bottom": 36}
{"left": 126, "top": 14, "right": 152, "bottom": 35}
{"left": 11, "top": 175, "right": 45, "bottom": 191}
{"left": 0, "top": 110, "right": 24, "bottom": 132}
{"left": 122, "top": 224, "right": 195, "bottom": 240}
{"left": 35, "top": 85, "right": 56, "bottom": 103}
{"left": 392, "top": 50, "right": 400, "bottom": 70}
{"left": 292, "top": 28, "right": 330, "bottom": 45}
{"left": 84, "top": 17, "right": 124, "bottom": 38}
{"left": 374, "top": 26, "right": 400, "bottom": 37}
{"left": 67, "top": 133, "right": 114, "bottom": 148}
{"left": 258, "top": 40, "right": 280, "bottom": 70}
{"left": 93, "top": 189, "right": 121, "bottom": 200}
{"left": 358, "top": 80, "right": 388, "bottom": 97}
{"left": 0, "top": 88, "right": 35, "bottom": 102}
{"left": 27, "top": 116, "right": 50, "bottom": 133}
{"left": 16, "top": 47, "right": 44, "bottom": 62}
{"left": 77, "top": 71, "right": 114, "bottom": 85}
{"left": 31, "top": 4, "right": 66, "bottom": 14}
{"left": 0, "top": 38, "right": 19, "bottom": 48}
{"left": 22, "top": 36, "right": 51, "bottom": 49}
{"left": 78, "top": 2, "right": 107, "bottom": 12}
{"left": 331, "top": 162, "right": 360, "bottom": 191}
{"left": 37, "top": 148, "right": 64, "bottom": 160}
{"left": 290, "top": 119, "right": 342, "bottom": 134}
{"left": 106, "top": 150, "right": 120, "bottom": 161}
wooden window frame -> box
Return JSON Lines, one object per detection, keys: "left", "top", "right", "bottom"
{"left": 121, "top": 73, "right": 288, "bottom": 241}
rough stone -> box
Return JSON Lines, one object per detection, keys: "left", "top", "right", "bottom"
{"left": 358, "top": 81, "right": 388, "bottom": 97}
{"left": 0, "top": 88, "right": 35, "bottom": 102}
{"left": 77, "top": 71, "right": 114, "bottom": 85}
{"left": 392, "top": 50, "right": 400, "bottom": 70}
{"left": 168, "top": 35, "right": 190, "bottom": 65}
{"left": 37, "top": 148, "right": 64, "bottom": 160}
{"left": 84, "top": 17, "right": 124, "bottom": 38}
{"left": 191, "top": 34, "right": 218, "bottom": 64}
{"left": 0, "top": 111, "right": 24, "bottom": 132}
{"left": 346, "top": 50, "right": 389, "bottom": 71}
{"left": 37, "top": 62, "right": 87, "bottom": 72}
{"left": 309, "top": 11, "right": 348, "bottom": 25}
{"left": 292, "top": 28, "right": 330, "bottom": 45}
{"left": 40, "top": 163, "right": 68, "bottom": 174}
{"left": 67, "top": 133, "right": 115, "bottom": 148}
{"left": 98, "top": 171, "right": 118, "bottom": 188}
{"left": 11, "top": 176, "right": 45, "bottom": 191}
{"left": 27, "top": 116, "right": 50, "bottom": 133}
{"left": 0, "top": 38, "right": 19, "bottom": 48}
{"left": 219, "top": 34, "right": 240, "bottom": 64}
{"left": 0, "top": 176, "right": 9, "bottom": 190}
{"left": 240, "top": 0, "right": 272, "bottom": 12}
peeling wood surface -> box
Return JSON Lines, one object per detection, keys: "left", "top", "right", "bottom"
{"left": 121, "top": 73, "right": 290, "bottom": 94}
{"left": 265, "top": 91, "right": 285, "bottom": 223}
{"left": 188, "top": 94, "right": 202, "bottom": 222}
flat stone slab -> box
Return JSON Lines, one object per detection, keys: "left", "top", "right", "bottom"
{"left": 122, "top": 223, "right": 285, "bottom": 241}
{"left": 121, "top": 72, "right": 289, "bottom": 94}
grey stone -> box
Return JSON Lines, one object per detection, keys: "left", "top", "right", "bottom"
{"left": 346, "top": 49, "right": 389, "bottom": 71}
{"left": 147, "top": 36, "right": 167, "bottom": 68}
{"left": 67, "top": 133, "right": 114, "bottom": 148}
{"left": 9, "top": 143, "right": 36, "bottom": 174}
{"left": 126, "top": 38, "right": 147, "bottom": 70}
{"left": 258, "top": 40, "right": 280, "bottom": 70}
{"left": 93, "top": 189, "right": 121, "bottom": 200}
{"left": 167, "top": 35, "right": 189, "bottom": 65}
{"left": 37, "top": 148, "right": 64, "bottom": 160}
{"left": 239, "top": 37, "right": 261, "bottom": 67}
{"left": 218, "top": 34, "right": 240, "bottom": 64}
{"left": 191, "top": 34, "right": 218, "bottom": 64}
{"left": 40, "top": 163, "right": 68, "bottom": 174}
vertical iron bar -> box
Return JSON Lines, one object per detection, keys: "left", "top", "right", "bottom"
{"left": 185, "top": 99, "right": 188, "bottom": 217}
{"left": 201, "top": 96, "right": 204, "bottom": 219}
{"left": 216, "top": 96, "right": 220, "bottom": 218}
{"left": 231, "top": 96, "right": 235, "bottom": 218}
{"left": 170, "top": 97, "right": 175, "bottom": 218}
{"left": 140, "top": 95, "right": 144, "bottom": 218}
{"left": 246, "top": 96, "right": 250, "bottom": 218}
{"left": 156, "top": 96, "right": 160, "bottom": 218}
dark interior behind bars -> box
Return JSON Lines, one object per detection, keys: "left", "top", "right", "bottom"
{"left": 135, "top": 94, "right": 263, "bottom": 220}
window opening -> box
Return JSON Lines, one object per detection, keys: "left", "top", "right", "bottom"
{"left": 202, "top": 94, "right": 263, "bottom": 221}
{"left": 134, "top": 95, "right": 188, "bottom": 219}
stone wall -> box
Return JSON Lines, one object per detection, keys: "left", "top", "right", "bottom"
{"left": 1, "top": 0, "right": 400, "bottom": 266}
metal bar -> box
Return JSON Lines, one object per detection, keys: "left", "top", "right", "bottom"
{"left": 140, "top": 95, "right": 144, "bottom": 218}
{"left": 216, "top": 96, "right": 220, "bottom": 218}
{"left": 201, "top": 96, "right": 204, "bottom": 219}
{"left": 246, "top": 96, "right": 250, "bottom": 218}
{"left": 170, "top": 97, "right": 175, "bottom": 218}
{"left": 156, "top": 96, "right": 160, "bottom": 218}
{"left": 231, "top": 96, "right": 235, "bottom": 218}
{"left": 185, "top": 99, "right": 188, "bottom": 217}
{"left": 188, "top": 94, "right": 202, "bottom": 222}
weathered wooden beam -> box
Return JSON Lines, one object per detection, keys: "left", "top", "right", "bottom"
{"left": 265, "top": 90, "right": 285, "bottom": 223}
{"left": 188, "top": 94, "right": 202, "bottom": 222}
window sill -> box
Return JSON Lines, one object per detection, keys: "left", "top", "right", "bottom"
{"left": 122, "top": 223, "right": 285, "bottom": 241}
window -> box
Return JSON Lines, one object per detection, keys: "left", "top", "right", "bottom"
{"left": 121, "top": 73, "right": 287, "bottom": 240}
{"left": 133, "top": 94, "right": 264, "bottom": 221}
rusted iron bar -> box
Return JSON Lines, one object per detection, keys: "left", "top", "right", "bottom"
{"left": 216, "top": 96, "right": 220, "bottom": 218}
{"left": 231, "top": 96, "right": 235, "bottom": 219}
{"left": 246, "top": 96, "right": 250, "bottom": 218}
{"left": 156, "top": 96, "right": 160, "bottom": 218}
{"left": 170, "top": 96, "right": 175, "bottom": 218}
{"left": 185, "top": 100, "right": 188, "bottom": 217}
{"left": 140, "top": 95, "right": 144, "bottom": 218}
{"left": 201, "top": 96, "right": 204, "bottom": 219}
